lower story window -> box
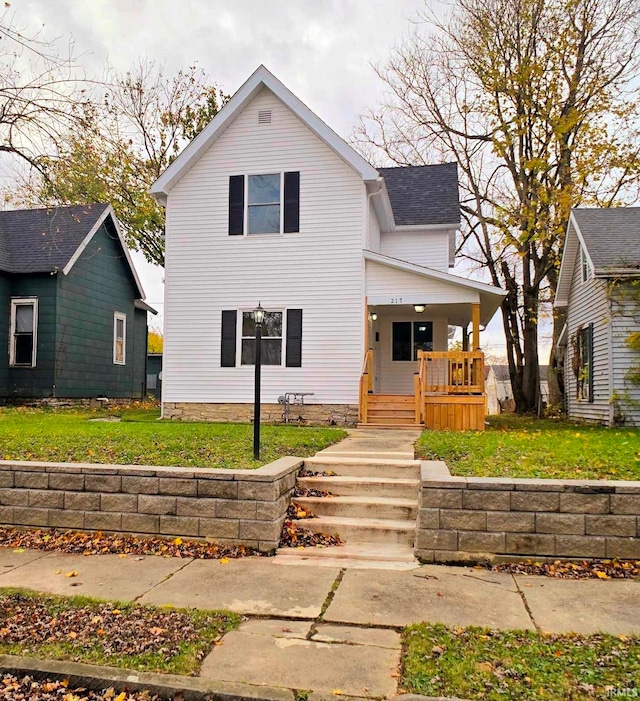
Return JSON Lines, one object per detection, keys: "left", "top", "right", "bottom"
{"left": 575, "top": 324, "right": 593, "bottom": 401}
{"left": 113, "top": 312, "right": 126, "bottom": 365}
{"left": 392, "top": 321, "right": 433, "bottom": 361}
{"left": 10, "top": 298, "right": 38, "bottom": 367}
{"left": 241, "top": 310, "right": 283, "bottom": 365}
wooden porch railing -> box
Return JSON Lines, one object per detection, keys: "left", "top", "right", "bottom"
{"left": 358, "top": 348, "right": 374, "bottom": 423}
{"left": 416, "top": 350, "right": 485, "bottom": 395}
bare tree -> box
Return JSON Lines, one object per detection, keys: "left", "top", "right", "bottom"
{"left": 356, "top": 0, "right": 640, "bottom": 412}
{"left": 0, "top": 7, "right": 90, "bottom": 175}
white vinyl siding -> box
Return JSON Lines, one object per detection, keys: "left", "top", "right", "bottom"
{"left": 365, "top": 261, "right": 478, "bottom": 304}
{"left": 380, "top": 230, "right": 452, "bottom": 272}
{"left": 163, "top": 88, "right": 365, "bottom": 405}
{"left": 564, "top": 251, "right": 611, "bottom": 424}
{"left": 609, "top": 286, "right": 640, "bottom": 426}
{"left": 367, "top": 199, "right": 381, "bottom": 252}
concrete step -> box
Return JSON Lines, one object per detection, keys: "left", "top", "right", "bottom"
{"left": 297, "top": 475, "right": 420, "bottom": 499}
{"left": 294, "top": 495, "right": 418, "bottom": 520}
{"left": 293, "top": 515, "right": 416, "bottom": 545}
{"left": 304, "top": 455, "right": 421, "bottom": 479}
{"left": 274, "top": 542, "right": 419, "bottom": 570}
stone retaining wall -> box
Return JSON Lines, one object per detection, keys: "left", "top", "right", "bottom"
{"left": 416, "top": 461, "right": 640, "bottom": 563}
{"left": 163, "top": 402, "right": 359, "bottom": 427}
{"left": 0, "top": 457, "right": 301, "bottom": 553}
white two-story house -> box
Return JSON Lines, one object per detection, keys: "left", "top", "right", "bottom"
{"left": 151, "top": 66, "right": 505, "bottom": 430}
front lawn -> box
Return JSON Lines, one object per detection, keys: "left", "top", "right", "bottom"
{"left": 0, "top": 588, "right": 239, "bottom": 676}
{"left": 416, "top": 415, "right": 640, "bottom": 480}
{"left": 402, "top": 623, "right": 640, "bottom": 700}
{"left": 0, "top": 407, "right": 346, "bottom": 468}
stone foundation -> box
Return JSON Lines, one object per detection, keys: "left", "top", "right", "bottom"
{"left": 163, "top": 402, "right": 359, "bottom": 427}
{"left": 416, "top": 461, "right": 640, "bottom": 563}
{"left": 0, "top": 457, "right": 301, "bottom": 553}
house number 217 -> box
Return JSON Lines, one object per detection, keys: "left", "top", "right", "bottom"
{"left": 390, "top": 297, "right": 403, "bottom": 304}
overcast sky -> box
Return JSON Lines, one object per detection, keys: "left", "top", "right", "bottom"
{"left": 13, "top": 0, "right": 529, "bottom": 359}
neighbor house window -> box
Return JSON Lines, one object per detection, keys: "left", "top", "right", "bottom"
{"left": 575, "top": 324, "right": 593, "bottom": 402}
{"left": 241, "top": 310, "right": 283, "bottom": 365}
{"left": 10, "top": 298, "right": 38, "bottom": 367}
{"left": 228, "top": 172, "right": 300, "bottom": 235}
{"left": 392, "top": 321, "right": 433, "bottom": 361}
{"left": 113, "top": 312, "right": 126, "bottom": 365}
{"left": 580, "top": 246, "right": 591, "bottom": 283}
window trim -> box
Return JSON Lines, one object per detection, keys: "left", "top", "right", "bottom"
{"left": 244, "top": 172, "right": 285, "bottom": 237}
{"left": 113, "top": 311, "right": 127, "bottom": 365}
{"left": 391, "top": 320, "right": 434, "bottom": 362}
{"left": 576, "top": 324, "right": 593, "bottom": 402}
{"left": 9, "top": 297, "right": 38, "bottom": 368}
{"left": 238, "top": 307, "right": 286, "bottom": 367}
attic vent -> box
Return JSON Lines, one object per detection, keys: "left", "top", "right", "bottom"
{"left": 257, "top": 109, "right": 272, "bottom": 125}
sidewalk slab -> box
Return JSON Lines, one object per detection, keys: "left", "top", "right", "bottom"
{"left": 0, "top": 546, "right": 48, "bottom": 572}
{"left": 140, "top": 556, "right": 341, "bottom": 618}
{"left": 324, "top": 565, "right": 533, "bottom": 629}
{"left": 199, "top": 618, "right": 400, "bottom": 697}
{"left": 518, "top": 576, "right": 640, "bottom": 634}
{"left": 0, "top": 551, "right": 189, "bottom": 600}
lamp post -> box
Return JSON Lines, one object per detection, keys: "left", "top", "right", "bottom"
{"left": 253, "top": 302, "right": 265, "bottom": 460}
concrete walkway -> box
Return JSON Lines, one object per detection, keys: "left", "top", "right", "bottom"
{"left": 1, "top": 547, "right": 638, "bottom": 698}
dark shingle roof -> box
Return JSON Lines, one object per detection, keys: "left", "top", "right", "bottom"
{"left": 572, "top": 208, "right": 640, "bottom": 272}
{"left": 378, "top": 163, "right": 460, "bottom": 226}
{"left": 0, "top": 204, "right": 109, "bottom": 274}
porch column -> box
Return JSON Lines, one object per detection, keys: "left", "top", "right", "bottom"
{"left": 472, "top": 303, "right": 481, "bottom": 351}
{"left": 462, "top": 327, "right": 469, "bottom": 352}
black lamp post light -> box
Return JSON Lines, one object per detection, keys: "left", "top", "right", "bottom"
{"left": 253, "top": 302, "right": 265, "bottom": 460}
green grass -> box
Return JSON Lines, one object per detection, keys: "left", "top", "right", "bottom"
{"left": 416, "top": 415, "right": 640, "bottom": 480}
{"left": 0, "top": 407, "right": 346, "bottom": 468}
{"left": 402, "top": 623, "right": 640, "bottom": 700}
{"left": 0, "top": 588, "right": 239, "bottom": 676}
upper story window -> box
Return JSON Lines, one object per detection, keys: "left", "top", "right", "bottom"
{"left": 10, "top": 298, "right": 38, "bottom": 367}
{"left": 580, "top": 245, "right": 592, "bottom": 283}
{"left": 229, "top": 172, "right": 300, "bottom": 236}
{"left": 113, "top": 311, "right": 126, "bottom": 365}
{"left": 248, "top": 174, "right": 281, "bottom": 234}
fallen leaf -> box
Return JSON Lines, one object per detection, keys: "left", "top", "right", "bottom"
{"left": 65, "top": 571, "right": 78, "bottom": 578}
{"left": 220, "top": 557, "right": 229, "bottom": 564}
{"left": 12, "top": 548, "right": 25, "bottom": 553}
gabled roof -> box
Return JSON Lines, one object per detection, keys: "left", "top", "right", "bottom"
{"left": 0, "top": 203, "right": 146, "bottom": 300}
{"left": 151, "top": 65, "right": 380, "bottom": 203}
{"left": 364, "top": 250, "right": 505, "bottom": 326}
{"left": 378, "top": 163, "right": 460, "bottom": 227}
{"left": 572, "top": 208, "right": 640, "bottom": 271}
{"left": 555, "top": 207, "right": 640, "bottom": 307}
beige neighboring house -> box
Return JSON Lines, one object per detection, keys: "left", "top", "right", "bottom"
{"left": 485, "top": 365, "right": 549, "bottom": 415}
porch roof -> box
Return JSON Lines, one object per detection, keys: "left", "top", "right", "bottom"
{"left": 364, "top": 250, "right": 506, "bottom": 326}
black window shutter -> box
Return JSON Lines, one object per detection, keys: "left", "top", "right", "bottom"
{"left": 221, "top": 310, "right": 237, "bottom": 367}
{"left": 228, "top": 175, "right": 244, "bottom": 235}
{"left": 283, "top": 171, "right": 300, "bottom": 233}
{"left": 286, "top": 309, "right": 303, "bottom": 367}
{"left": 588, "top": 322, "right": 595, "bottom": 403}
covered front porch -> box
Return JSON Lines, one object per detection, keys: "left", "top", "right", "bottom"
{"left": 360, "top": 252, "right": 505, "bottom": 431}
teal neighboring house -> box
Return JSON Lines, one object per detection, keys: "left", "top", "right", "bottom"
{"left": 0, "top": 203, "right": 157, "bottom": 399}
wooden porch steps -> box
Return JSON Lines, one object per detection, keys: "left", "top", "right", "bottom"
{"left": 360, "top": 393, "right": 423, "bottom": 429}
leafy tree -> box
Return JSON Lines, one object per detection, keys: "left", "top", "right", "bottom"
{"left": 356, "top": 0, "right": 640, "bottom": 412}
{"left": 23, "top": 60, "right": 224, "bottom": 267}
{"left": 148, "top": 331, "right": 163, "bottom": 354}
